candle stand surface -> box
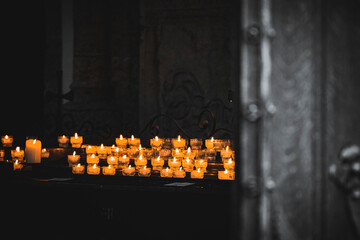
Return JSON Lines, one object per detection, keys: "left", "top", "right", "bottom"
{"left": 0, "top": 147, "right": 233, "bottom": 240}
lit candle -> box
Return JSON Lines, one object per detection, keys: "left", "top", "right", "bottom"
{"left": 172, "top": 135, "right": 186, "bottom": 149}
{"left": 87, "top": 164, "right": 100, "bottom": 175}
{"left": 97, "top": 144, "right": 108, "bottom": 159}
{"left": 102, "top": 165, "right": 116, "bottom": 175}
{"left": 191, "top": 168, "right": 204, "bottom": 179}
{"left": 223, "top": 158, "right": 235, "bottom": 170}
{"left": 1, "top": 135, "right": 13, "bottom": 147}
{"left": 168, "top": 157, "right": 181, "bottom": 170}
{"left": 68, "top": 151, "right": 80, "bottom": 166}
{"left": 182, "top": 157, "right": 194, "bottom": 172}
{"left": 111, "top": 147, "right": 121, "bottom": 157}
{"left": 151, "top": 156, "right": 164, "bottom": 171}
{"left": 115, "top": 134, "right": 128, "bottom": 148}
{"left": 58, "top": 135, "right": 69, "bottom": 148}
{"left": 173, "top": 167, "right": 186, "bottom": 178}
{"left": 86, "top": 145, "right": 97, "bottom": 155}
{"left": 122, "top": 165, "right": 135, "bottom": 176}
{"left": 70, "top": 133, "right": 83, "bottom": 148}
{"left": 218, "top": 169, "right": 234, "bottom": 180}
{"left": 128, "top": 135, "right": 140, "bottom": 148}
{"left": 194, "top": 159, "right": 208, "bottom": 171}
{"left": 13, "top": 160, "right": 23, "bottom": 171}
{"left": 160, "top": 167, "right": 173, "bottom": 178}
{"left": 221, "top": 146, "right": 234, "bottom": 159}
{"left": 159, "top": 148, "right": 172, "bottom": 158}
{"left": 72, "top": 163, "right": 85, "bottom": 174}
{"left": 184, "top": 147, "right": 195, "bottom": 159}
{"left": 118, "top": 154, "right": 130, "bottom": 169}
{"left": 25, "top": 139, "right": 42, "bottom": 164}
{"left": 138, "top": 165, "right": 151, "bottom": 177}
{"left": 172, "top": 148, "right": 184, "bottom": 158}
{"left": 205, "top": 137, "right": 215, "bottom": 149}
{"left": 150, "top": 136, "right": 163, "bottom": 149}
{"left": 41, "top": 148, "right": 50, "bottom": 158}
{"left": 107, "top": 155, "right": 118, "bottom": 166}
{"left": 135, "top": 154, "right": 147, "bottom": 169}
{"left": 11, "top": 146, "right": 25, "bottom": 161}
{"left": 87, "top": 153, "right": 99, "bottom": 164}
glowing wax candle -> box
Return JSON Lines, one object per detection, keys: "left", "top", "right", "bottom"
{"left": 97, "top": 144, "right": 107, "bottom": 159}
{"left": 72, "top": 163, "right": 85, "bottom": 174}
{"left": 70, "top": 133, "right": 83, "bottom": 148}
{"left": 87, "top": 153, "right": 99, "bottom": 164}
{"left": 116, "top": 134, "right": 128, "bottom": 148}
{"left": 68, "top": 151, "right": 80, "bottom": 166}
{"left": 160, "top": 167, "right": 173, "bottom": 178}
{"left": 1, "top": 135, "right": 13, "bottom": 147}
{"left": 194, "top": 159, "right": 208, "bottom": 171}
{"left": 223, "top": 158, "right": 235, "bottom": 170}
{"left": 11, "top": 146, "right": 24, "bottom": 161}
{"left": 184, "top": 147, "right": 195, "bottom": 159}
{"left": 172, "top": 148, "right": 184, "bottom": 158}
{"left": 102, "top": 165, "right": 116, "bottom": 175}
{"left": 118, "top": 154, "right": 130, "bottom": 169}
{"left": 221, "top": 146, "right": 234, "bottom": 159}
{"left": 58, "top": 135, "right": 69, "bottom": 147}
{"left": 150, "top": 136, "right": 163, "bottom": 149}
{"left": 138, "top": 165, "right": 151, "bottom": 177}
{"left": 173, "top": 167, "right": 186, "bottom": 178}
{"left": 122, "top": 165, "right": 135, "bottom": 176}
{"left": 182, "top": 157, "right": 194, "bottom": 172}
{"left": 191, "top": 168, "right": 204, "bottom": 179}
{"left": 151, "top": 156, "right": 164, "bottom": 171}
{"left": 135, "top": 154, "right": 147, "bottom": 169}
{"left": 41, "top": 148, "right": 50, "bottom": 158}
{"left": 13, "top": 160, "right": 23, "bottom": 171}
{"left": 172, "top": 135, "right": 186, "bottom": 149}
{"left": 25, "top": 139, "right": 42, "bottom": 164}
{"left": 86, "top": 145, "right": 97, "bottom": 155}
{"left": 87, "top": 164, "right": 100, "bottom": 175}
{"left": 205, "top": 137, "right": 215, "bottom": 149}
{"left": 168, "top": 157, "right": 181, "bottom": 170}
{"left": 218, "top": 169, "right": 235, "bottom": 180}
{"left": 128, "top": 135, "right": 140, "bottom": 148}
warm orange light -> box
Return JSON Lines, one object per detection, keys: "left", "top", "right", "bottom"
{"left": 123, "top": 155, "right": 127, "bottom": 159}
{"left": 77, "top": 163, "right": 81, "bottom": 167}
{"left": 186, "top": 157, "right": 190, "bottom": 163}
{"left": 177, "top": 135, "right": 181, "bottom": 141}
{"left": 93, "top": 164, "right": 97, "bottom": 168}
{"left": 73, "top": 151, "right": 76, "bottom": 157}
{"left": 157, "top": 156, "right": 161, "bottom": 161}
{"left": 100, "top": 144, "right": 104, "bottom": 149}
{"left": 16, "top": 146, "right": 20, "bottom": 152}
{"left": 211, "top": 137, "right": 214, "bottom": 142}
{"left": 33, "top": 139, "right": 37, "bottom": 144}
{"left": 166, "top": 167, "right": 169, "bottom": 172}
{"left": 74, "top": 133, "right": 78, "bottom": 139}
{"left": 128, "top": 165, "right": 132, "bottom": 169}
{"left": 197, "top": 168, "right": 201, "bottom": 172}
{"left": 139, "top": 154, "right": 143, "bottom": 160}
{"left": 108, "top": 165, "right": 112, "bottom": 169}
{"left": 91, "top": 154, "right": 95, "bottom": 158}
{"left": 5, "top": 135, "right": 9, "bottom": 139}
{"left": 226, "top": 146, "right": 229, "bottom": 151}
{"left": 175, "top": 148, "right": 179, "bottom": 153}
{"left": 187, "top": 147, "right": 191, "bottom": 153}
{"left": 62, "top": 135, "right": 66, "bottom": 139}
{"left": 120, "top": 134, "right": 123, "bottom": 140}
{"left": 155, "top": 136, "right": 159, "bottom": 141}
{"left": 15, "top": 160, "right": 19, "bottom": 165}
{"left": 131, "top": 135, "right": 134, "bottom": 140}
{"left": 139, "top": 144, "right": 142, "bottom": 151}
{"left": 224, "top": 169, "right": 228, "bottom": 174}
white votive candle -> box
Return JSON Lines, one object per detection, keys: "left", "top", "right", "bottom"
{"left": 25, "top": 139, "right": 42, "bottom": 164}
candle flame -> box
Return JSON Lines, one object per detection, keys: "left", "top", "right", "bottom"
{"left": 128, "top": 165, "right": 132, "bottom": 169}
{"left": 180, "top": 167, "right": 182, "bottom": 171}
{"left": 5, "top": 135, "right": 8, "bottom": 139}
{"left": 62, "top": 135, "right": 66, "bottom": 138}
{"left": 173, "top": 157, "right": 177, "bottom": 162}
{"left": 42, "top": 148, "right": 47, "bottom": 152}
{"left": 73, "top": 151, "right": 76, "bottom": 157}
{"left": 157, "top": 156, "right": 160, "bottom": 161}
{"left": 186, "top": 157, "right": 190, "bottom": 163}
{"left": 228, "top": 158, "right": 232, "bottom": 163}
{"left": 175, "top": 148, "right": 179, "bottom": 153}
{"left": 100, "top": 144, "right": 104, "bottom": 149}
{"left": 120, "top": 134, "right": 123, "bottom": 140}
{"left": 88, "top": 145, "right": 92, "bottom": 149}
{"left": 115, "top": 147, "right": 119, "bottom": 152}
{"left": 211, "top": 137, "right": 214, "bottom": 142}
{"left": 108, "top": 165, "right": 112, "bottom": 169}
{"left": 111, "top": 144, "right": 115, "bottom": 148}
{"left": 33, "top": 139, "right": 37, "bottom": 144}
{"left": 131, "top": 135, "right": 134, "bottom": 140}
{"left": 139, "top": 144, "right": 142, "bottom": 151}
{"left": 197, "top": 168, "right": 201, "bottom": 172}
{"left": 123, "top": 155, "right": 127, "bottom": 159}
{"left": 16, "top": 146, "right": 20, "bottom": 152}
{"left": 110, "top": 156, "right": 115, "bottom": 160}
{"left": 166, "top": 167, "right": 169, "bottom": 172}
{"left": 139, "top": 154, "right": 143, "bottom": 160}
{"left": 177, "top": 135, "right": 181, "bottom": 141}
{"left": 187, "top": 147, "right": 191, "bottom": 153}
{"left": 74, "top": 133, "right": 78, "bottom": 139}
{"left": 144, "top": 165, "right": 147, "bottom": 169}
{"left": 226, "top": 146, "right": 229, "bottom": 151}
{"left": 91, "top": 154, "right": 95, "bottom": 158}
{"left": 155, "top": 136, "right": 158, "bottom": 141}
{"left": 93, "top": 164, "right": 97, "bottom": 168}
{"left": 77, "top": 163, "right": 81, "bottom": 167}
{"left": 224, "top": 169, "right": 228, "bottom": 174}
{"left": 15, "top": 160, "right": 18, "bottom": 164}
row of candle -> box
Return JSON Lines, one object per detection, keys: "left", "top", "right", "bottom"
{"left": 58, "top": 133, "right": 232, "bottom": 152}
{"left": 70, "top": 163, "right": 231, "bottom": 179}
{"left": 1, "top": 147, "right": 50, "bottom": 162}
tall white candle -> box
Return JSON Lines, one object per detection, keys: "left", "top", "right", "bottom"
{"left": 25, "top": 139, "right": 42, "bottom": 163}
